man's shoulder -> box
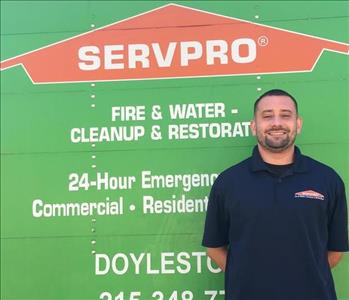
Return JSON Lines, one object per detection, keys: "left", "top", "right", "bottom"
{"left": 214, "top": 157, "right": 251, "bottom": 186}
{"left": 302, "top": 153, "right": 343, "bottom": 182}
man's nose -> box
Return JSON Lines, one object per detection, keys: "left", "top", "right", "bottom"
{"left": 271, "top": 116, "right": 283, "bottom": 126}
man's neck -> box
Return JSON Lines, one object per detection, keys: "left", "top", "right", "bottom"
{"left": 257, "top": 144, "right": 295, "bottom": 165}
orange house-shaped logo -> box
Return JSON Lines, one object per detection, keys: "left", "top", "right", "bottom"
{"left": 1, "top": 4, "right": 348, "bottom": 84}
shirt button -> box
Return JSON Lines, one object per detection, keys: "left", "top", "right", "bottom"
{"left": 278, "top": 178, "right": 282, "bottom": 183}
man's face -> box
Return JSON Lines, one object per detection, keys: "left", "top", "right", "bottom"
{"left": 250, "top": 95, "right": 302, "bottom": 153}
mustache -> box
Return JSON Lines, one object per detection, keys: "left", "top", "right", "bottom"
{"left": 266, "top": 126, "right": 290, "bottom": 133}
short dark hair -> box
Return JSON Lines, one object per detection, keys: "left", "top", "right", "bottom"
{"left": 254, "top": 89, "right": 298, "bottom": 114}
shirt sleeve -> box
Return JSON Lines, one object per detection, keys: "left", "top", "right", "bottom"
{"left": 327, "top": 176, "right": 349, "bottom": 251}
{"left": 202, "top": 179, "right": 229, "bottom": 248}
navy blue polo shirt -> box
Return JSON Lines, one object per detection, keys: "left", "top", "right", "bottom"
{"left": 202, "top": 146, "right": 349, "bottom": 300}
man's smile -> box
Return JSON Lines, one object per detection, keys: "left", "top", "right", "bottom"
{"left": 266, "top": 130, "right": 288, "bottom": 136}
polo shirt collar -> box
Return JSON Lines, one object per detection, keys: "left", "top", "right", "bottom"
{"left": 249, "top": 145, "right": 308, "bottom": 173}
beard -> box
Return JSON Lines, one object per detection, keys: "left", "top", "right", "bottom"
{"left": 257, "top": 126, "right": 296, "bottom": 153}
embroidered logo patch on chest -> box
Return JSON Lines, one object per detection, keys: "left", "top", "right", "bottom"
{"left": 294, "top": 190, "right": 325, "bottom": 200}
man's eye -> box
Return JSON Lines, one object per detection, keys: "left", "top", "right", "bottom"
{"left": 263, "top": 115, "right": 272, "bottom": 119}
{"left": 281, "top": 115, "right": 291, "bottom": 118}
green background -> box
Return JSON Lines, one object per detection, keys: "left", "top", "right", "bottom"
{"left": 1, "top": 1, "right": 348, "bottom": 299}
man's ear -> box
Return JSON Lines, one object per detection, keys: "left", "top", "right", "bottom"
{"left": 250, "top": 119, "right": 257, "bottom": 136}
{"left": 297, "top": 116, "right": 303, "bottom": 134}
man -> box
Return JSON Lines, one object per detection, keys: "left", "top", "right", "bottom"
{"left": 202, "top": 89, "right": 348, "bottom": 300}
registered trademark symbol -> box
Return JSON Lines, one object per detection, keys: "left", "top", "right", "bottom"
{"left": 258, "top": 36, "right": 269, "bottom": 46}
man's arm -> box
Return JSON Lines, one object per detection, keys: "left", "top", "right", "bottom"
{"left": 207, "top": 246, "right": 228, "bottom": 272}
{"left": 328, "top": 251, "right": 344, "bottom": 268}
